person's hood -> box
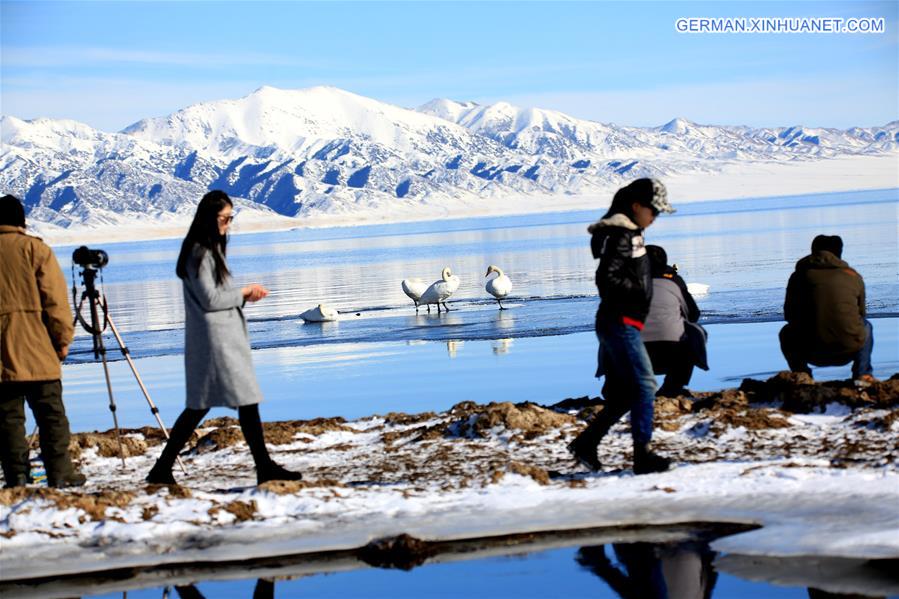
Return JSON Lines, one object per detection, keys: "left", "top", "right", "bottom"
{"left": 587, "top": 213, "right": 639, "bottom": 234}
{"left": 796, "top": 250, "right": 850, "bottom": 271}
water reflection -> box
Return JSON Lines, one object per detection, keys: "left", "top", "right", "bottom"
{"left": 173, "top": 579, "right": 274, "bottom": 599}
{"left": 446, "top": 340, "right": 463, "bottom": 358}
{"left": 492, "top": 338, "right": 513, "bottom": 355}
{"left": 576, "top": 542, "right": 717, "bottom": 599}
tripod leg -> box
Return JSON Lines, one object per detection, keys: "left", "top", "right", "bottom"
{"left": 106, "top": 315, "right": 186, "bottom": 474}
{"left": 98, "top": 346, "right": 126, "bottom": 468}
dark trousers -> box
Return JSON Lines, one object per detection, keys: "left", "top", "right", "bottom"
{"left": 0, "top": 380, "right": 76, "bottom": 486}
{"left": 779, "top": 320, "right": 874, "bottom": 379}
{"left": 645, "top": 340, "right": 695, "bottom": 395}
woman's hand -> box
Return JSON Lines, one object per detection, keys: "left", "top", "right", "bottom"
{"left": 241, "top": 283, "right": 269, "bottom": 303}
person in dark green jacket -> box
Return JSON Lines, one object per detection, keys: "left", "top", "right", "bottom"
{"left": 779, "top": 235, "right": 874, "bottom": 384}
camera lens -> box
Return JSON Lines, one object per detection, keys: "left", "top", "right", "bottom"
{"left": 72, "top": 246, "right": 109, "bottom": 268}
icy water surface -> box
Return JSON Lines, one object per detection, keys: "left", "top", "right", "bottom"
{"left": 18, "top": 524, "right": 899, "bottom": 598}
{"left": 52, "top": 189, "right": 899, "bottom": 432}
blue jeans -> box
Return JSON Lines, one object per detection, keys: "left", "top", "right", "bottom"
{"left": 779, "top": 319, "right": 874, "bottom": 379}
{"left": 595, "top": 320, "right": 658, "bottom": 446}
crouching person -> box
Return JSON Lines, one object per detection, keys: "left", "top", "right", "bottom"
{"left": 780, "top": 235, "right": 874, "bottom": 385}
{"left": 642, "top": 245, "right": 708, "bottom": 398}
{"left": 0, "top": 195, "right": 86, "bottom": 488}
{"left": 568, "top": 179, "right": 675, "bottom": 475}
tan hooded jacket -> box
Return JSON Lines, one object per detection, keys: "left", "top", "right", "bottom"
{"left": 0, "top": 225, "right": 74, "bottom": 382}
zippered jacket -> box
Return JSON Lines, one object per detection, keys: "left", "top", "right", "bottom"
{"left": 588, "top": 214, "right": 652, "bottom": 328}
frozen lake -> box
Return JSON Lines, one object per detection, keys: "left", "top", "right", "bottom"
{"left": 51, "top": 188, "right": 898, "bottom": 433}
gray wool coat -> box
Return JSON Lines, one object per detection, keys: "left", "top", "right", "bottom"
{"left": 183, "top": 245, "right": 262, "bottom": 410}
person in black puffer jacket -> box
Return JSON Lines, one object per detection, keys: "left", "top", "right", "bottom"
{"left": 568, "top": 178, "right": 675, "bottom": 475}
{"left": 642, "top": 245, "right": 706, "bottom": 398}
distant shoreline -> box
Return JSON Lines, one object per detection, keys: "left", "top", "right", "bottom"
{"left": 33, "top": 154, "right": 899, "bottom": 247}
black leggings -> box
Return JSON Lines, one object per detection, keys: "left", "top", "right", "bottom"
{"left": 153, "top": 404, "right": 272, "bottom": 471}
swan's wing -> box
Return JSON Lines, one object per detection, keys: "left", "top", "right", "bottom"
{"left": 402, "top": 279, "right": 428, "bottom": 299}
{"left": 419, "top": 281, "right": 441, "bottom": 303}
{"left": 487, "top": 276, "right": 511, "bottom": 298}
{"left": 300, "top": 306, "right": 325, "bottom": 321}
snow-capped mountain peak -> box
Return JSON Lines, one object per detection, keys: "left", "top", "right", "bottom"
{"left": 122, "top": 85, "right": 469, "bottom": 160}
{"left": 660, "top": 117, "right": 696, "bottom": 134}
{"left": 2, "top": 86, "right": 896, "bottom": 233}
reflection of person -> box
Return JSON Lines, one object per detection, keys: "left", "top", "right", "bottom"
{"left": 568, "top": 178, "right": 674, "bottom": 474}
{"left": 147, "top": 190, "right": 301, "bottom": 485}
{"left": 0, "top": 194, "right": 86, "bottom": 489}
{"left": 174, "top": 578, "right": 273, "bottom": 599}
{"left": 780, "top": 235, "right": 875, "bottom": 386}
{"left": 642, "top": 245, "right": 706, "bottom": 398}
{"left": 576, "top": 541, "right": 718, "bottom": 599}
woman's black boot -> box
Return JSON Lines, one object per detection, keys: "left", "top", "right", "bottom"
{"left": 147, "top": 408, "right": 208, "bottom": 484}
{"left": 238, "top": 404, "right": 302, "bottom": 485}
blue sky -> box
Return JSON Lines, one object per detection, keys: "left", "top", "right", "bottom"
{"left": 1, "top": 1, "right": 896, "bottom": 131}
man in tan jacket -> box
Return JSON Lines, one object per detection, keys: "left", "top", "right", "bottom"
{"left": 0, "top": 194, "right": 85, "bottom": 488}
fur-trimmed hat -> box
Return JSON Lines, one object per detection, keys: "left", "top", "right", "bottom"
{"left": 626, "top": 178, "right": 675, "bottom": 214}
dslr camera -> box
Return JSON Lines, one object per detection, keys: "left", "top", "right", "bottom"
{"left": 72, "top": 246, "right": 109, "bottom": 269}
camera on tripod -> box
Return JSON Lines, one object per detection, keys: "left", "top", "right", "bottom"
{"left": 72, "top": 246, "right": 109, "bottom": 269}
{"left": 68, "top": 245, "right": 182, "bottom": 471}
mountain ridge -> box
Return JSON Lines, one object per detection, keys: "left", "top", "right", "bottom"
{"left": 2, "top": 85, "right": 896, "bottom": 232}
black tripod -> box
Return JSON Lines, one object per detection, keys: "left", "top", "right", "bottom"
{"left": 72, "top": 264, "right": 185, "bottom": 473}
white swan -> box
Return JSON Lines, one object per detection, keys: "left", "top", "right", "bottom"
{"left": 419, "top": 267, "right": 460, "bottom": 313}
{"left": 300, "top": 304, "right": 339, "bottom": 322}
{"left": 686, "top": 283, "right": 710, "bottom": 297}
{"left": 485, "top": 265, "right": 512, "bottom": 309}
{"left": 401, "top": 278, "right": 428, "bottom": 311}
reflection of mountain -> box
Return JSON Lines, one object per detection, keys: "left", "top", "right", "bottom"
{"left": 3, "top": 85, "right": 896, "bottom": 231}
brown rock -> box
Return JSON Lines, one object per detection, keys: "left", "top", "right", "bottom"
{"left": 508, "top": 462, "right": 551, "bottom": 485}
{"left": 447, "top": 401, "right": 575, "bottom": 438}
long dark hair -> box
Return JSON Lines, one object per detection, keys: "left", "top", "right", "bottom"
{"left": 176, "top": 190, "right": 232, "bottom": 285}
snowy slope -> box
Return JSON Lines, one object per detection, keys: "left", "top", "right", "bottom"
{"left": 2, "top": 86, "right": 897, "bottom": 232}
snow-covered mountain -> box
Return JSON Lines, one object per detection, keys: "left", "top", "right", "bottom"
{"left": 1, "top": 86, "right": 897, "bottom": 231}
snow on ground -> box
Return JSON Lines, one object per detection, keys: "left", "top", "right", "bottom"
{"left": 1, "top": 373, "right": 897, "bottom": 582}
{"left": 34, "top": 155, "right": 899, "bottom": 246}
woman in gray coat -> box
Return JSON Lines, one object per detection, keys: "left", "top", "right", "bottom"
{"left": 147, "top": 190, "right": 301, "bottom": 485}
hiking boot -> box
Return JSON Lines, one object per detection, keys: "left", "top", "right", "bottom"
{"left": 146, "top": 462, "right": 177, "bottom": 485}
{"left": 633, "top": 445, "right": 670, "bottom": 475}
{"left": 48, "top": 471, "right": 87, "bottom": 489}
{"left": 854, "top": 374, "right": 877, "bottom": 389}
{"left": 257, "top": 461, "right": 302, "bottom": 485}
{"left": 567, "top": 437, "right": 602, "bottom": 471}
